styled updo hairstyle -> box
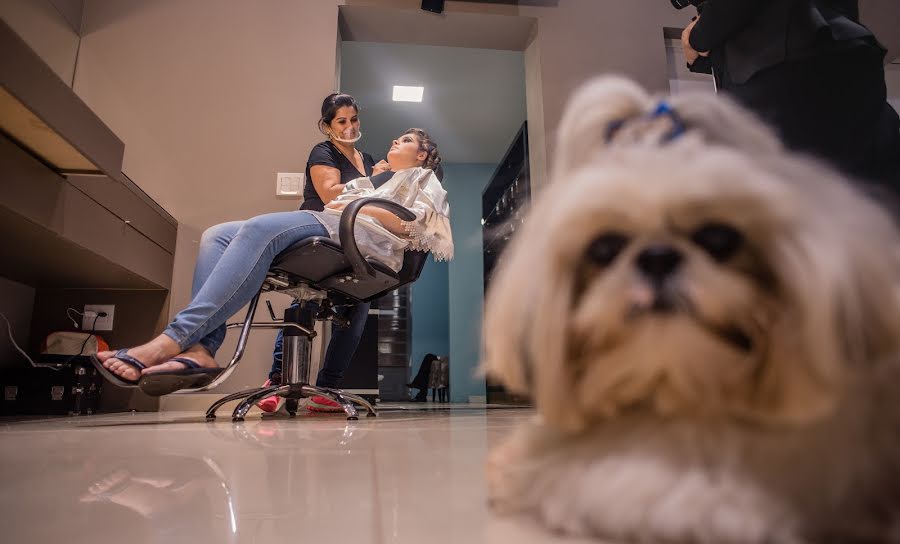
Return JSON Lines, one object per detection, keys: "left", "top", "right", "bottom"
{"left": 318, "top": 93, "right": 360, "bottom": 135}
{"left": 403, "top": 128, "right": 443, "bottom": 180}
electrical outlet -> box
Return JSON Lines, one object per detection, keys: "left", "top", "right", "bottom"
{"left": 83, "top": 304, "right": 115, "bottom": 331}
{"left": 276, "top": 172, "right": 305, "bottom": 199}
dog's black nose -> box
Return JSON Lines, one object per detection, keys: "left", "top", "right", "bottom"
{"left": 636, "top": 245, "right": 683, "bottom": 284}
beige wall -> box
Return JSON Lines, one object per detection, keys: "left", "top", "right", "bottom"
{"left": 887, "top": 63, "right": 900, "bottom": 112}
{"left": 521, "top": 0, "right": 683, "bottom": 189}
{"left": 517, "top": 0, "right": 683, "bottom": 146}
{"left": 0, "top": 0, "right": 81, "bottom": 86}
{"left": 860, "top": 0, "right": 900, "bottom": 62}
{"left": 76, "top": 0, "right": 342, "bottom": 226}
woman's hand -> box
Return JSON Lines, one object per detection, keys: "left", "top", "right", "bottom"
{"left": 325, "top": 200, "right": 347, "bottom": 211}
{"left": 372, "top": 160, "right": 391, "bottom": 177}
{"left": 681, "top": 17, "right": 709, "bottom": 66}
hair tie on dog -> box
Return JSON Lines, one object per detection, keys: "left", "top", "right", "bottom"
{"left": 604, "top": 102, "right": 686, "bottom": 146}
{"left": 650, "top": 101, "right": 686, "bottom": 143}
{"left": 604, "top": 119, "right": 626, "bottom": 143}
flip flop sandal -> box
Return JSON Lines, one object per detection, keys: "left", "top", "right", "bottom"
{"left": 138, "top": 357, "right": 224, "bottom": 397}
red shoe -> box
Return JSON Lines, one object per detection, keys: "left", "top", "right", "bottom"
{"left": 256, "top": 379, "right": 281, "bottom": 413}
{"left": 307, "top": 395, "right": 342, "bottom": 412}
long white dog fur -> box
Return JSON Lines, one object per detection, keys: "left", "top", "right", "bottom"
{"left": 483, "top": 76, "right": 900, "bottom": 543}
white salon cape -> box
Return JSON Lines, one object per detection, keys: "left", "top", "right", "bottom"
{"left": 308, "top": 166, "right": 454, "bottom": 272}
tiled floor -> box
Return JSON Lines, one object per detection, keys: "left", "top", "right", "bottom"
{"left": 0, "top": 403, "right": 599, "bottom": 544}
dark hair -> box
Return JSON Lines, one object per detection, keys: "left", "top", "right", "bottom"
{"left": 403, "top": 128, "right": 442, "bottom": 178}
{"left": 318, "top": 93, "right": 360, "bottom": 134}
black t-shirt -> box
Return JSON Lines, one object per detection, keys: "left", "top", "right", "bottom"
{"left": 301, "top": 141, "right": 376, "bottom": 211}
{"left": 369, "top": 170, "right": 395, "bottom": 187}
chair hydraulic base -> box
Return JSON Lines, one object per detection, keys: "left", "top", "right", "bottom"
{"left": 204, "top": 285, "right": 377, "bottom": 422}
{"left": 205, "top": 383, "right": 376, "bottom": 422}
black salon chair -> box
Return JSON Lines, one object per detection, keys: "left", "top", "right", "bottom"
{"left": 175, "top": 198, "right": 429, "bottom": 422}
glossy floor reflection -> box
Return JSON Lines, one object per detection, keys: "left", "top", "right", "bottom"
{"left": 0, "top": 404, "right": 601, "bottom": 544}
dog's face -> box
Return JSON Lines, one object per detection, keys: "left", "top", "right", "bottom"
{"left": 483, "top": 79, "right": 900, "bottom": 434}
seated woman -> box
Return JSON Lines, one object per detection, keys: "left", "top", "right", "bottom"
{"left": 91, "top": 129, "right": 453, "bottom": 396}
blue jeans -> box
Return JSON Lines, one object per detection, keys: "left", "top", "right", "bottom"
{"left": 270, "top": 300, "right": 370, "bottom": 388}
{"left": 162, "top": 211, "right": 328, "bottom": 355}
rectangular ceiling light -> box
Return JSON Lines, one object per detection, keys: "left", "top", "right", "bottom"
{"left": 393, "top": 85, "right": 424, "bottom": 102}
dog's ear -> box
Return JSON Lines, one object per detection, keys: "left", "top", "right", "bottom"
{"left": 481, "top": 192, "right": 590, "bottom": 433}
{"left": 550, "top": 76, "right": 650, "bottom": 183}
{"left": 527, "top": 262, "right": 590, "bottom": 433}
{"left": 750, "top": 165, "right": 900, "bottom": 424}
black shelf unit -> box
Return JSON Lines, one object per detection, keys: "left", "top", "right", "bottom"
{"left": 482, "top": 121, "right": 531, "bottom": 405}
{"left": 483, "top": 121, "right": 531, "bottom": 290}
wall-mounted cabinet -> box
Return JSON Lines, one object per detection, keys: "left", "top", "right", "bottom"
{"left": 482, "top": 122, "right": 531, "bottom": 405}
{"left": 0, "top": 18, "right": 175, "bottom": 412}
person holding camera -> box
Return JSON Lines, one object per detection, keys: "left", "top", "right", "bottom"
{"left": 679, "top": 0, "right": 900, "bottom": 190}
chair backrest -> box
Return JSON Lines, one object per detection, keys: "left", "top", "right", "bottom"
{"left": 361, "top": 250, "right": 430, "bottom": 302}
{"left": 398, "top": 250, "right": 430, "bottom": 285}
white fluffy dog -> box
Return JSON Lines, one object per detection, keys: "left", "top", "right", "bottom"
{"left": 483, "top": 77, "right": 900, "bottom": 543}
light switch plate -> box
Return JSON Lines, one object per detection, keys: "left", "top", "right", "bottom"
{"left": 83, "top": 304, "right": 115, "bottom": 331}
{"left": 276, "top": 172, "right": 305, "bottom": 199}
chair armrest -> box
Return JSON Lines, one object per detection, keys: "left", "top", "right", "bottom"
{"left": 339, "top": 197, "right": 415, "bottom": 277}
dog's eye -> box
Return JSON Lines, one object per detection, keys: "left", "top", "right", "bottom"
{"left": 691, "top": 222, "right": 743, "bottom": 261}
{"left": 585, "top": 232, "right": 629, "bottom": 266}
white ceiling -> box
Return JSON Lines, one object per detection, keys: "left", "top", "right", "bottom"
{"left": 339, "top": 40, "right": 526, "bottom": 165}
{"left": 338, "top": 4, "right": 537, "bottom": 52}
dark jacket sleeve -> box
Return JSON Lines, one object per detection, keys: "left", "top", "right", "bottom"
{"left": 689, "top": 0, "right": 773, "bottom": 52}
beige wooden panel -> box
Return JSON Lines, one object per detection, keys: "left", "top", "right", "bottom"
{"left": 0, "top": 86, "right": 98, "bottom": 172}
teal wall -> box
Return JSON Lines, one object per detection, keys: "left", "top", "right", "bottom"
{"left": 443, "top": 162, "right": 495, "bottom": 402}
{"left": 409, "top": 259, "right": 449, "bottom": 383}
{"left": 409, "top": 163, "right": 495, "bottom": 402}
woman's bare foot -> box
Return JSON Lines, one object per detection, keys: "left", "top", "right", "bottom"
{"left": 94, "top": 335, "right": 182, "bottom": 382}
{"left": 142, "top": 344, "right": 218, "bottom": 376}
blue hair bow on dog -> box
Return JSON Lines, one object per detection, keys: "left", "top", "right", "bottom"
{"left": 605, "top": 101, "right": 687, "bottom": 144}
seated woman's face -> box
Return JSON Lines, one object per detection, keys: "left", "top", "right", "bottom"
{"left": 387, "top": 133, "right": 427, "bottom": 170}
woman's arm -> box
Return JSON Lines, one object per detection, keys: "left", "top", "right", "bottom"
{"left": 359, "top": 206, "right": 406, "bottom": 235}
{"left": 325, "top": 201, "right": 407, "bottom": 235}
{"left": 688, "top": 0, "right": 772, "bottom": 53}
{"left": 309, "top": 165, "right": 346, "bottom": 204}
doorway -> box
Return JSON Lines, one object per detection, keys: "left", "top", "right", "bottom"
{"left": 338, "top": 6, "right": 534, "bottom": 404}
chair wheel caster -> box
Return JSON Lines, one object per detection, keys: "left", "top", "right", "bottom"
{"left": 366, "top": 413, "right": 377, "bottom": 418}
{"left": 232, "top": 417, "right": 244, "bottom": 422}
{"left": 206, "top": 415, "right": 216, "bottom": 421}
{"left": 286, "top": 398, "right": 299, "bottom": 417}
{"left": 347, "top": 416, "right": 359, "bottom": 421}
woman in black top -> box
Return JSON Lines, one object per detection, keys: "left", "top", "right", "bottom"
{"left": 262, "top": 93, "right": 390, "bottom": 413}
{"left": 682, "top": 0, "right": 900, "bottom": 190}
{"left": 301, "top": 94, "right": 385, "bottom": 211}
